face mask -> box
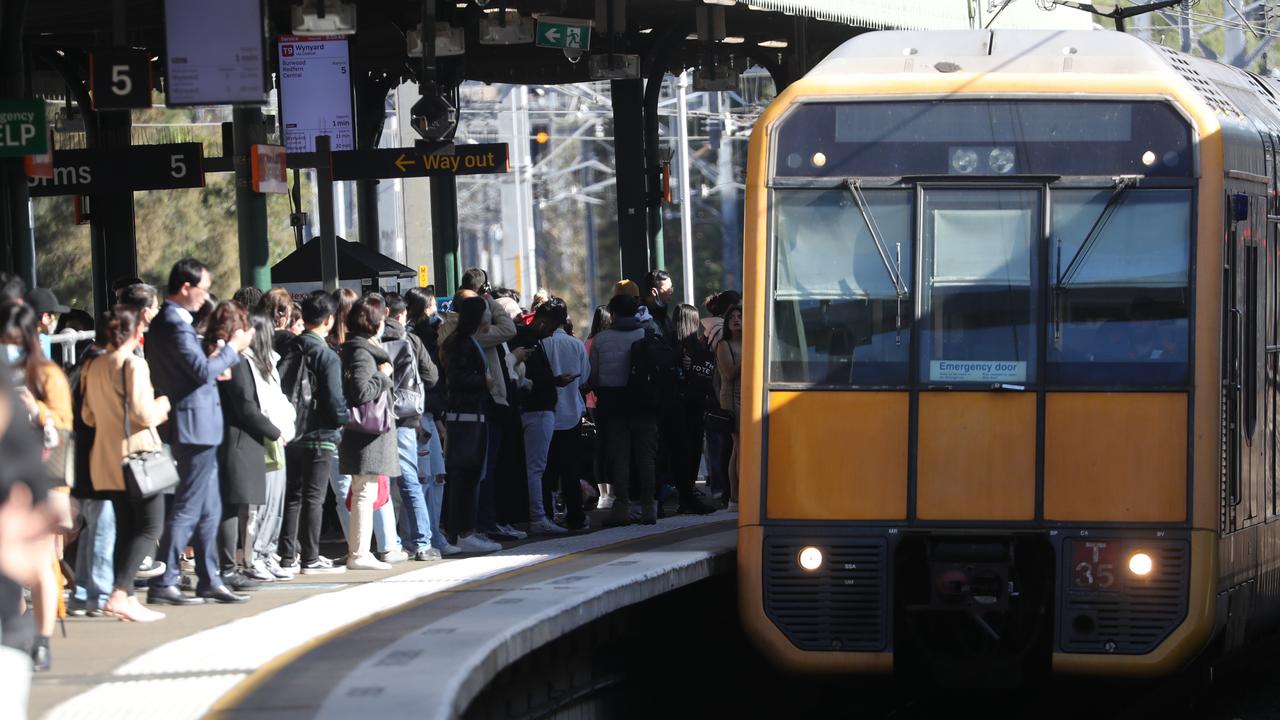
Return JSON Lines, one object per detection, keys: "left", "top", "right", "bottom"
{"left": 2, "top": 345, "right": 25, "bottom": 365}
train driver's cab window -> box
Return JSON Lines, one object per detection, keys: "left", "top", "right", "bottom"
{"left": 1048, "top": 188, "right": 1191, "bottom": 386}
{"left": 919, "top": 188, "right": 1040, "bottom": 385}
{"left": 770, "top": 188, "right": 912, "bottom": 386}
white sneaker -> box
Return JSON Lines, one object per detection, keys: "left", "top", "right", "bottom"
{"left": 436, "top": 542, "right": 462, "bottom": 556}
{"left": 264, "top": 557, "right": 294, "bottom": 580}
{"left": 380, "top": 549, "right": 409, "bottom": 564}
{"left": 529, "top": 517, "right": 568, "bottom": 536}
{"left": 497, "top": 523, "right": 527, "bottom": 540}
{"left": 598, "top": 495, "right": 615, "bottom": 510}
{"left": 245, "top": 560, "right": 275, "bottom": 582}
{"left": 457, "top": 534, "right": 502, "bottom": 553}
{"left": 346, "top": 554, "right": 392, "bottom": 571}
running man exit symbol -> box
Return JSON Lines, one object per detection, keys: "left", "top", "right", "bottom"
{"left": 535, "top": 18, "right": 591, "bottom": 51}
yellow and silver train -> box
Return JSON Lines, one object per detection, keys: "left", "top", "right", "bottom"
{"left": 737, "top": 29, "right": 1280, "bottom": 680}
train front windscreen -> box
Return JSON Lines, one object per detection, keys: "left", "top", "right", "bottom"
{"left": 768, "top": 100, "right": 1194, "bottom": 391}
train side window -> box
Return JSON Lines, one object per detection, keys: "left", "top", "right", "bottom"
{"left": 770, "top": 188, "right": 912, "bottom": 386}
{"left": 1047, "top": 188, "right": 1192, "bottom": 386}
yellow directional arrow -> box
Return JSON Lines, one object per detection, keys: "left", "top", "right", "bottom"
{"left": 395, "top": 153, "right": 416, "bottom": 172}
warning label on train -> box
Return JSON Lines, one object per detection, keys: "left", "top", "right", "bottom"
{"left": 929, "top": 360, "right": 1026, "bottom": 383}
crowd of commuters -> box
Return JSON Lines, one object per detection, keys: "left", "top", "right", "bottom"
{"left": 0, "top": 260, "right": 744, "bottom": 690}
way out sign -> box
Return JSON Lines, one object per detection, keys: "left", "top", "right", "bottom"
{"left": 0, "top": 100, "right": 48, "bottom": 158}
{"left": 535, "top": 17, "right": 591, "bottom": 51}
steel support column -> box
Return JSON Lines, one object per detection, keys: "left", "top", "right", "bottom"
{"left": 429, "top": 173, "right": 460, "bottom": 296}
{"left": 0, "top": 0, "right": 32, "bottom": 285}
{"left": 233, "top": 107, "right": 271, "bottom": 290}
{"left": 611, "top": 77, "right": 649, "bottom": 284}
{"left": 90, "top": 108, "right": 137, "bottom": 313}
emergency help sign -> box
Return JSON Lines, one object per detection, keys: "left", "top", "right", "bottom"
{"left": 0, "top": 100, "right": 47, "bottom": 158}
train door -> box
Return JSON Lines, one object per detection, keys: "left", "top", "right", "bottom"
{"left": 1225, "top": 182, "right": 1268, "bottom": 531}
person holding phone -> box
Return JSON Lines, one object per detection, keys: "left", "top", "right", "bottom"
{"left": 529, "top": 299, "right": 591, "bottom": 532}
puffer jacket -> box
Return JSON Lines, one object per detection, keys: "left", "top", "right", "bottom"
{"left": 338, "top": 336, "right": 398, "bottom": 476}
{"left": 587, "top": 316, "right": 645, "bottom": 389}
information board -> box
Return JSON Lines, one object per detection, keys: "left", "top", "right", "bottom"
{"left": 163, "top": 0, "right": 267, "bottom": 106}
{"left": 278, "top": 35, "right": 354, "bottom": 153}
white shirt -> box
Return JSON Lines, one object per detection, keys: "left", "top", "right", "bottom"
{"left": 542, "top": 328, "right": 590, "bottom": 431}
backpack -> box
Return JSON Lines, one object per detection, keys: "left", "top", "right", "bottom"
{"left": 628, "top": 330, "right": 681, "bottom": 411}
{"left": 278, "top": 342, "right": 318, "bottom": 435}
{"left": 383, "top": 338, "right": 425, "bottom": 419}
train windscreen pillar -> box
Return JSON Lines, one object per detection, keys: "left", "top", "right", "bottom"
{"left": 611, "top": 77, "right": 650, "bottom": 284}
{"left": 233, "top": 107, "right": 270, "bottom": 291}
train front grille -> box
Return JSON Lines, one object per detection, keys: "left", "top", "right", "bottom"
{"left": 1059, "top": 540, "right": 1189, "bottom": 654}
{"left": 763, "top": 536, "right": 888, "bottom": 652}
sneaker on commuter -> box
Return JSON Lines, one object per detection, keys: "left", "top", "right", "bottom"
{"left": 243, "top": 560, "right": 276, "bottom": 582}
{"left": 457, "top": 533, "right": 502, "bottom": 554}
{"left": 220, "top": 570, "right": 263, "bottom": 592}
{"left": 300, "top": 556, "right": 347, "bottom": 575}
{"left": 481, "top": 525, "right": 519, "bottom": 542}
{"left": 136, "top": 556, "right": 167, "bottom": 580}
{"left": 414, "top": 547, "right": 443, "bottom": 561}
{"left": 497, "top": 523, "right": 527, "bottom": 540}
{"left": 597, "top": 493, "right": 615, "bottom": 511}
{"left": 262, "top": 557, "right": 294, "bottom": 580}
{"left": 436, "top": 541, "right": 463, "bottom": 556}
{"left": 347, "top": 554, "right": 392, "bottom": 571}
{"left": 379, "top": 548, "right": 410, "bottom": 564}
{"left": 529, "top": 517, "right": 568, "bottom": 536}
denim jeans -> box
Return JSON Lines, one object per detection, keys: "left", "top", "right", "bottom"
{"left": 417, "top": 418, "right": 450, "bottom": 549}
{"left": 73, "top": 498, "right": 115, "bottom": 607}
{"left": 330, "top": 466, "right": 400, "bottom": 553}
{"left": 395, "top": 426, "right": 432, "bottom": 551}
{"left": 521, "top": 411, "right": 555, "bottom": 521}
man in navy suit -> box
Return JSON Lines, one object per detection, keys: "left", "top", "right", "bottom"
{"left": 146, "top": 259, "right": 254, "bottom": 605}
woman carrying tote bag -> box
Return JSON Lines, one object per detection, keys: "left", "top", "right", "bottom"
{"left": 81, "top": 305, "right": 171, "bottom": 623}
{"left": 338, "top": 294, "right": 398, "bottom": 571}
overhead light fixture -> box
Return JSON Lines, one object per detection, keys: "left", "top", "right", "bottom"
{"left": 758, "top": 39, "right": 788, "bottom": 48}
{"left": 720, "top": 36, "right": 745, "bottom": 44}
{"left": 291, "top": 0, "right": 357, "bottom": 35}
{"left": 408, "top": 22, "right": 466, "bottom": 57}
{"left": 703, "top": 0, "right": 738, "bottom": 5}
{"left": 478, "top": 9, "right": 535, "bottom": 44}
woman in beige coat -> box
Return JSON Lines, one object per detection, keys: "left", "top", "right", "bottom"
{"left": 82, "top": 305, "right": 171, "bottom": 623}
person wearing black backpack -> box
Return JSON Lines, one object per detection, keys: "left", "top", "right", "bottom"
{"left": 277, "top": 292, "right": 349, "bottom": 575}
{"left": 381, "top": 294, "right": 441, "bottom": 561}
{"left": 585, "top": 294, "right": 656, "bottom": 526}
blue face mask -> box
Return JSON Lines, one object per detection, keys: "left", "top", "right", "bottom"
{"left": 2, "top": 345, "right": 25, "bottom": 365}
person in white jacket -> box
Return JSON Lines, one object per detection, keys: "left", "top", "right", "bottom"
{"left": 243, "top": 311, "right": 297, "bottom": 581}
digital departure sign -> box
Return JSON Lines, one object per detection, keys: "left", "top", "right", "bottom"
{"left": 278, "top": 35, "right": 355, "bottom": 153}
{"left": 163, "top": 0, "right": 267, "bottom": 106}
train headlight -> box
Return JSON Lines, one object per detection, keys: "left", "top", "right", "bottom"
{"left": 950, "top": 148, "right": 979, "bottom": 174}
{"left": 1128, "top": 551, "right": 1154, "bottom": 577}
{"left": 988, "top": 147, "right": 1015, "bottom": 174}
{"left": 798, "top": 546, "right": 823, "bottom": 572}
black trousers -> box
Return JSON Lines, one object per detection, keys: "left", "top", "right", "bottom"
{"left": 674, "top": 398, "right": 706, "bottom": 504}
{"left": 545, "top": 425, "right": 586, "bottom": 529}
{"left": 279, "top": 445, "right": 334, "bottom": 565}
{"left": 110, "top": 491, "right": 164, "bottom": 594}
{"left": 218, "top": 501, "right": 246, "bottom": 574}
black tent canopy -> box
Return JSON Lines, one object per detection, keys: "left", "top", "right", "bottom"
{"left": 271, "top": 237, "right": 415, "bottom": 284}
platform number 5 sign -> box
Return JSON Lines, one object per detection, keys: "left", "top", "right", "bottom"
{"left": 90, "top": 49, "right": 153, "bottom": 110}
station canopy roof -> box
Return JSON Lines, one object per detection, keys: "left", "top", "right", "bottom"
{"left": 271, "top": 236, "right": 415, "bottom": 283}
{"left": 20, "top": 0, "right": 1090, "bottom": 94}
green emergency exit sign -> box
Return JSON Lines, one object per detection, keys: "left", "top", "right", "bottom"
{"left": 535, "top": 18, "right": 591, "bottom": 51}
{"left": 0, "top": 100, "right": 47, "bottom": 157}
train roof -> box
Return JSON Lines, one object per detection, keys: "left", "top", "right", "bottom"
{"left": 809, "top": 29, "right": 1280, "bottom": 134}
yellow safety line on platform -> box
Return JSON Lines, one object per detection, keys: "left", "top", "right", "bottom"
{"left": 205, "top": 520, "right": 736, "bottom": 718}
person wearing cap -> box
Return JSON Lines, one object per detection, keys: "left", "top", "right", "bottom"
{"left": 25, "top": 288, "right": 69, "bottom": 362}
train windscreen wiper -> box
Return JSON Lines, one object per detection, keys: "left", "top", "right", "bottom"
{"left": 1051, "top": 175, "right": 1140, "bottom": 346}
{"left": 843, "top": 178, "right": 908, "bottom": 345}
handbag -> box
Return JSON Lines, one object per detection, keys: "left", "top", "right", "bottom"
{"left": 264, "top": 438, "right": 285, "bottom": 472}
{"left": 344, "top": 474, "right": 390, "bottom": 511}
{"left": 121, "top": 363, "right": 181, "bottom": 500}
{"left": 703, "top": 407, "right": 735, "bottom": 434}
{"left": 346, "top": 391, "right": 395, "bottom": 434}
{"left": 43, "top": 423, "right": 74, "bottom": 488}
